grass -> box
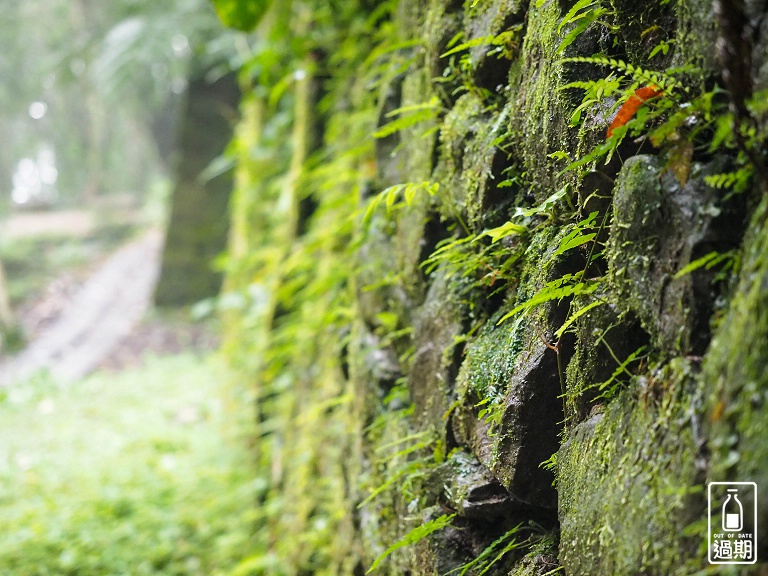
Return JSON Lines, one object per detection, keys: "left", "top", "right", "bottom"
{"left": 0, "top": 353, "right": 257, "bottom": 575}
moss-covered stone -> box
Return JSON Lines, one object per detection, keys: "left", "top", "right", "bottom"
{"left": 451, "top": 227, "right": 576, "bottom": 509}
{"left": 462, "top": 0, "right": 527, "bottom": 91}
{"left": 563, "top": 293, "right": 648, "bottom": 422}
{"left": 675, "top": 0, "right": 718, "bottom": 75}
{"left": 433, "top": 92, "right": 511, "bottom": 230}
{"left": 607, "top": 154, "right": 739, "bottom": 356}
{"left": 703, "top": 197, "right": 768, "bottom": 562}
{"left": 442, "top": 449, "right": 516, "bottom": 519}
{"left": 557, "top": 360, "right": 704, "bottom": 575}
{"left": 424, "top": 0, "right": 464, "bottom": 86}
{"left": 409, "top": 269, "right": 465, "bottom": 433}
{"left": 508, "top": 0, "right": 576, "bottom": 199}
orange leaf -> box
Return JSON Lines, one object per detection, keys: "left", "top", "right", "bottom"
{"left": 606, "top": 85, "right": 663, "bottom": 138}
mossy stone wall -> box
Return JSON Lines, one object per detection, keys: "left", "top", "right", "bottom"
{"left": 343, "top": 0, "right": 768, "bottom": 573}
{"left": 221, "top": 0, "right": 768, "bottom": 573}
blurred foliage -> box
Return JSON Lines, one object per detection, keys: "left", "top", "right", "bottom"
{"left": 0, "top": 354, "right": 257, "bottom": 575}
{"left": 0, "top": 0, "right": 243, "bottom": 209}
{"left": 210, "top": 0, "right": 406, "bottom": 573}
{"left": 211, "top": 0, "right": 273, "bottom": 32}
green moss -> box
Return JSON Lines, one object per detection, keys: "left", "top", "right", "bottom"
{"left": 606, "top": 154, "right": 732, "bottom": 356}
{"left": 557, "top": 360, "right": 703, "bottom": 575}
{"left": 605, "top": 155, "right": 665, "bottom": 341}
{"left": 448, "top": 226, "right": 569, "bottom": 500}
{"left": 675, "top": 0, "right": 718, "bottom": 75}
{"left": 563, "top": 293, "right": 632, "bottom": 420}
{"left": 509, "top": 0, "right": 574, "bottom": 199}
{"left": 457, "top": 225, "right": 563, "bottom": 402}
{"left": 433, "top": 92, "right": 507, "bottom": 230}
{"left": 704, "top": 196, "right": 768, "bottom": 550}
{"left": 409, "top": 269, "right": 466, "bottom": 431}
{"left": 401, "top": 71, "right": 440, "bottom": 181}
{"left": 424, "top": 0, "right": 463, "bottom": 82}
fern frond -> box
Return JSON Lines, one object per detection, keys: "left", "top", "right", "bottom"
{"left": 704, "top": 167, "right": 752, "bottom": 192}
{"left": 561, "top": 56, "right": 679, "bottom": 93}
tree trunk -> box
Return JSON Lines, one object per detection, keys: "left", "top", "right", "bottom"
{"left": 0, "top": 259, "right": 18, "bottom": 348}
{"left": 153, "top": 68, "right": 240, "bottom": 306}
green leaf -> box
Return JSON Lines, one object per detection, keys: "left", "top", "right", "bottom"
{"left": 558, "top": 0, "right": 599, "bottom": 33}
{"left": 558, "top": 141, "right": 613, "bottom": 176}
{"left": 594, "top": 346, "right": 647, "bottom": 399}
{"left": 555, "top": 300, "right": 605, "bottom": 339}
{"left": 441, "top": 35, "right": 494, "bottom": 58}
{"left": 512, "top": 185, "right": 569, "bottom": 219}
{"left": 479, "top": 221, "right": 527, "bottom": 243}
{"left": 497, "top": 280, "right": 598, "bottom": 325}
{"left": 552, "top": 211, "right": 598, "bottom": 258}
{"left": 358, "top": 463, "right": 419, "bottom": 509}
{"left": 210, "top": 0, "right": 272, "bottom": 31}
{"left": 373, "top": 99, "right": 440, "bottom": 139}
{"left": 673, "top": 250, "right": 736, "bottom": 279}
{"left": 367, "top": 514, "right": 455, "bottom": 573}
{"left": 554, "top": 232, "right": 595, "bottom": 257}
{"left": 557, "top": 8, "right": 607, "bottom": 54}
{"left": 649, "top": 39, "right": 672, "bottom": 58}
{"left": 445, "top": 524, "right": 523, "bottom": 576}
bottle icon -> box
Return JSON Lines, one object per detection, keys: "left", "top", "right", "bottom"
{"left": 722, "top": 489, "right": 743, "bottom": 532}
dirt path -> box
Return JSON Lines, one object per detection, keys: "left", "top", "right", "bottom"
{"left": 0, "top": 229, "right": 163, "bottom": 385}
{"left": 4, "top": 210, "right": 96, "bottom": 239}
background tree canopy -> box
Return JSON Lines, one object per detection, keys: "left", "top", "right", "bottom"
{"left": 0, "top": 0, "right": 240, "bottom": 209}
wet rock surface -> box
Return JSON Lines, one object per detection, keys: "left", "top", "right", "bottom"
{"left": 608, "top": 155, "right": 746, "bottom": 355}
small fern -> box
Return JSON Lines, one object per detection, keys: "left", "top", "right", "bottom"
{"left": 561, "top": 56, "right": 680, "bottom": 94}
{"left": 592, "top": 344, "right": 648, "bottom": 400}
{"left": 445, "top": 524, "right": 524, "bottom": 576}
{"left": 362, "top": 181, "right": 440, "bottom": 227}
{"left": 556, "top": 0, "right": 613, "bottom": 54}
{"left": 366, "top": 514, "right": 455, "bottom": 573}
{"left": 554, "top": 299, "right": 605, "bottom": 339}
{"left": 497, "top": 274, "right": 599, "bottom": 325}
{"left": 551, "top": 211, "right": 598, "bottom": 259}
{"left": 441, "top": 26, "right": 522, "bottom": 59}
{"left": 559, "top": 75, "right": 623, "bottom": 126}
{"left": 373, "top": 96, "right": 442, "bottom": 139}
{"left": 704, "top": 168, "right": 752, "bottom": 194}
{"left": 673, "top": 250, "right": 738, "bottom": 280}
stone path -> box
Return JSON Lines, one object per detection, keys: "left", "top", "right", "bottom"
{"left": 0, "top": 229, "right": 163, "bottom": 385}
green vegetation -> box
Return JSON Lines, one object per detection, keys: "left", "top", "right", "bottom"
{"left": 0, "top": 354, "right": 255, "bottom": 575}
{"left": 0, "top": 221, "right": 136, "bottom": 308}
{"left": 206, "top": 0, "right": 768, "bottom": 573}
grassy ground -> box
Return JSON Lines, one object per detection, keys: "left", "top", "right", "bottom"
{"left": 0, "top": 353, "right": 257, "bottom": 575}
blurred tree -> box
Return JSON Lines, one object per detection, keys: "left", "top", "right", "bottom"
{"left": 0, "top": 260, "right": 16, "bottom": 348}
{"left": 0, "top": 0, "right": 238, "bottom": 208}
{"left": 0, "top": 0, "right": 249, "bottom": 317}
{"left": 154, "top": 68, "right": 240, "bottom": 306}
